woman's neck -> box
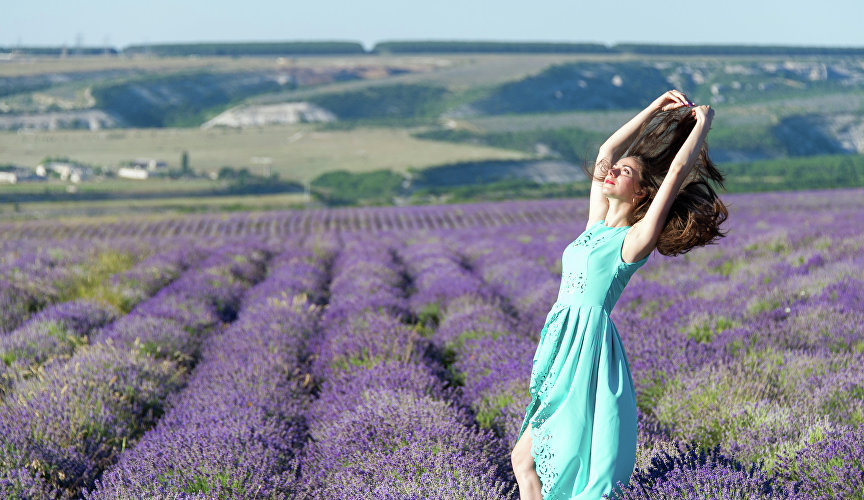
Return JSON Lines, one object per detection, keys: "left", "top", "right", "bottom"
{"left": 604, "top": 199, "right": 634, "bottom": 227}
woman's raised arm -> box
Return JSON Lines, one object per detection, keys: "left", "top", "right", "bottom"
{"left": 587, "top": 90, "right": 692, "bottom": 230}
{"left": 621, "top": 105, "right": 714, "bottom": 262}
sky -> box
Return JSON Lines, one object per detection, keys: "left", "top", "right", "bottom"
{"left": 3, "top": 0, "right": 863, "bottom": 50}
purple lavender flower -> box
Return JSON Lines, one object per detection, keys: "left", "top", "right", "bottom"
{"left": 611, "top": 441, "right": 778, "bottom": 499}
{"left": 88, "top": 244, "right": 330, "bottom": 499}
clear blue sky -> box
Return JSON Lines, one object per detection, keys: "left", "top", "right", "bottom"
{"left": 4, "top": 0, "right": 863, "bottom": 50}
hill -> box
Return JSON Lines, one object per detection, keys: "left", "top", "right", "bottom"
{"left": 1, "top": 49, "right": 863, "bottom": 215}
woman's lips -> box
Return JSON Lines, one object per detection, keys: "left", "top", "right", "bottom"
{"left": 605, "top": 179, "right": 615, "bottom": 185}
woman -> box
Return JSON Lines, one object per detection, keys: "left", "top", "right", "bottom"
{"left": 509, "top": 90, "right": 727, "bottom": 499}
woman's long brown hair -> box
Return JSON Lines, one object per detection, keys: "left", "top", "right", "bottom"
{"left": 586, "top": 108, "right": 728, "bottom": 256}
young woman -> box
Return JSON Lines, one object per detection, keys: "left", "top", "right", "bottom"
{"left": 509, "top": 90, "right": 728, "bottom": 499}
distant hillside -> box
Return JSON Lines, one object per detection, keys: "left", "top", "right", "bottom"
{"left": 3, "top": 62, "right": 425, "bottom": 130}
{"left": 0, "top": 68, "right": 139, "bottom": 98}
{"left": 91, "top": 71, "right": 292, "bottom": 127}
{"left": 470, "top": 62, "right": 670, "bottom": 114}
{"left": 306, "top": 84, "right": 451, "bottom": 122}
{"left": 3, "top": 50, "right": 864, "bottom": 170}
{"left": 465, "top": 59, "right": 864, "bottom": 115}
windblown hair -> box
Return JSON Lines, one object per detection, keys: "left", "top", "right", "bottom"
{"left": 586, "top": 107, "right": 728, "bottom": 256}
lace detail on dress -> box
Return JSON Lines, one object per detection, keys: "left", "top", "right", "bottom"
{"left": 529, "top": 303, "right": 568, "bottom": 396}
{"left": 531, "top": 400, "right": 561, "bottom": 499}
{"left": 569, "top": 226, "right": 615, "bottom": 251}
{"left": 559, "top": 270, "right": 585, "bottom": 296}
{"left": 527, "top": 304, "right": 568, "bottom": 498}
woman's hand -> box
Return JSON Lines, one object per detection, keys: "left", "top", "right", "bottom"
{"left": 691, "top": 105, "right": 714, "bottom": 125}
{"left": 652, "top": 90, "right": 694, "bottom": 112}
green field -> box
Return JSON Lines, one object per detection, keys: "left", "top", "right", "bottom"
{"left": 0, "top": 125, "right": 529, "bottom": 183}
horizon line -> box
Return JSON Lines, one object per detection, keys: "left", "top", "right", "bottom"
{"left": 3, "top": 39, "right": 864, "bottom": 51}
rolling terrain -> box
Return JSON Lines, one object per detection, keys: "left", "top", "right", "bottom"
{"left": 1, "top": 48, "right": 863, "bottom": 216}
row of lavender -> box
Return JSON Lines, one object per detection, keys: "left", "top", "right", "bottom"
{"left": 399, "top": 233, "right": 555, "bottom": 452}
{"left": 298, "top": 232, "right": 515, "bottom": 498}
{"left": 0, "top": 242, "right": 206, "bottom": 397}
{"left": 0, "top": 235, "right": 239, "bottom": 336}
{"left": 396, "top": 224, "right": 629, "bottom": 499}
{"left": 4, "top": 188, "right": 860, "bottom": 241}
{"left": 87, "top": 239, "right": 331, "bottom": 497}
{"left": 0, "top": 238, "right": 271, "bottom": 498}
{"left": 0, "top": 238, "right": 147, "bottom": 333}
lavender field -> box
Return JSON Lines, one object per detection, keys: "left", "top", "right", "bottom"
{"left": 0, "top": 188, "right": 862, "bottom": 499}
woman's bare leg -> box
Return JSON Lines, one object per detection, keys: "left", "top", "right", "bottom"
{"left": 511, "top": 422, "right": 544, "bottom": 500}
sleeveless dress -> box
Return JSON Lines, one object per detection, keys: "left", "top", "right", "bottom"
{"left": 517, "top": 219, "right": 650, "bottom": 499}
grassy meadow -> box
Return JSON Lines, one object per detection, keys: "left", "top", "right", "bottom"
{"left": 0, "top": 125, "right": 529, "bottom": 182}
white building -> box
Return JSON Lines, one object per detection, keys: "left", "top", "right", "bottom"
{"left": 2, "top": 166, "right": 41, "bottom": 183}
{"left": 130, "top": 158, "right": 168, "bottom": 171}
{"left": 117, "top": 167, "right": 149, "bottom": 180}
{"left": 35, "top": 162, "right": 88, "bottom": 183}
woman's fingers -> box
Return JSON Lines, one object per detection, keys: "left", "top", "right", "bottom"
{"left": 655, "top": 89, "right": 698, "bottom": 112}
{"left": 662, "top": 89, "right": 694, "bottom": 109}
{"left": 663, "top": 93, "right": 684, "bottom": 111}
{"left": 692, "top": 104, "right": 714, "bottom": 122}
{"left": 669, "top": 89, "right": 689, "bottom": 105}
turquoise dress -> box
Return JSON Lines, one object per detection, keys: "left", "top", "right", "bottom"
{"left": 518, "top": 219, "right": 650, "bottom": 499}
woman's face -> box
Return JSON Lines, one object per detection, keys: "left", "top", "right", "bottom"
{"left": 602, "top": 156, "right": 644, "bottom": 203}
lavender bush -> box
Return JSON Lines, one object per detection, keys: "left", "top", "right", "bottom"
{"left": 299, "top": 233, "right": 514, "bottom": 499}
{"left": 0, "top": 238, "right": 271, "bottom": 498}
{"left": 88, "top": 244, "right": 329, "bottom": 498}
